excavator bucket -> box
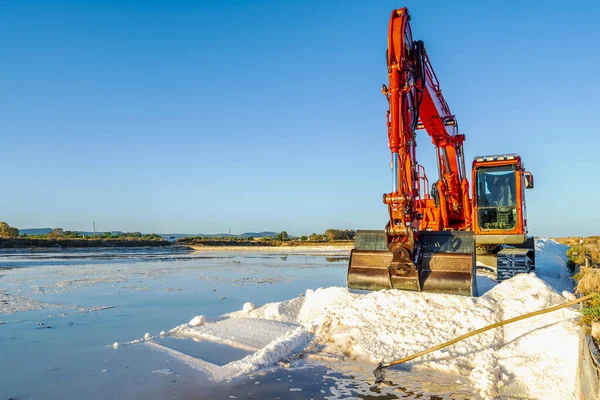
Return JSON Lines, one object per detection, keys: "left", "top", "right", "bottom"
{"left": 347, "top": 230, "right": 477, "bottom": 296}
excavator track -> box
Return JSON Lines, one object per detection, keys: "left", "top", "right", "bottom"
{"left": 497, "top": 247, "right": 534, "bottom": 283}
{"left": 348, "top": 230, "right": 477, "bottom": 296}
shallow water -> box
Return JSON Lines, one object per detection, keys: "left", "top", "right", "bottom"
{"left": 0, "top": 247, "right": 477, "bottom": 399}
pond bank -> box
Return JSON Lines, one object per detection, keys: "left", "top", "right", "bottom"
{"left": 0, "top": 238, "right": 173, "bottom": 248}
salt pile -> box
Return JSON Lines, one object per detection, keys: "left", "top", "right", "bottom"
{"left": 167, "top": 239, "right": 577, "bottom": 399}
{"left": 188, "top": 315, "right": 206, "bottom": 327}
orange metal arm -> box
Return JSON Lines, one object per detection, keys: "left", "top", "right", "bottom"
{"left": 383, "top": 8, "right": 471, "bottom": 247}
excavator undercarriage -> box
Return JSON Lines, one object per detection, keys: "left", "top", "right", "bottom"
{"left": 348, "top": 230, "right": 477, "bottom": 296}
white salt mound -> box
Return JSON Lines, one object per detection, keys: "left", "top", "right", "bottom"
{"left": 242, "top": 302, "right": 255, "bottom": 312}
{"left": 188, "top": 315, "right": 206, "bottom": 327}
{"left": 144, "top": 333, "right": 151, "bottom": 340}
{"left": 168, "top": 238, "right": 576, "bottom": 399}
{"left": 160, "top": 330, "right": 166, "bottom": 336}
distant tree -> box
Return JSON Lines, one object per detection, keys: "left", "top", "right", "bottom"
{"left": 0, "top": 222, "right": 18, "bottom": 238}
{"left": 142, "top": 233, "right": 162, "bottom": 240}
{"left": 344, "top": 229, "right": 356, "bottom": 240}
{"left": 275, "top": 231, "right": 289, "bottom": 241}
{"left": 300, "top": 235, "right": 308, "bottom": 241}
{"left": 325, "top": 229, "right": 337, "bottom": 241}
{"left": 62, "top": 230, "right": 81, "bottom": 239}
{"left": 47, "top": 228, "right": 64, "bottom": 238}
{"left": 325, "top": 229, "right": 356, "bottom": 241}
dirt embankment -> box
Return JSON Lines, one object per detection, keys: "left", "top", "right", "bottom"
{"left": 185, "top": 240, "right": 354, "bottom": 252}
{"left": 555, "top": 237, "right": 600, "bottom": 259}
{"left": 0, "top": 238, "right": 172, "bottom": 248}
{"left": 554, "top": 237, "right": 600, "bottom": 246}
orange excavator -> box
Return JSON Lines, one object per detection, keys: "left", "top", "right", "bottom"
{"left": 347, "top": 7, "right": 535, "bottom": 296}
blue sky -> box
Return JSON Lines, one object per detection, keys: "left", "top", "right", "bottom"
{"left": 1, "top": 0, "right": 598, "bottom": 237}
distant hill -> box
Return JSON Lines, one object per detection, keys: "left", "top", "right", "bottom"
{"left": 78, "top": 231, "right": 124, "bottom": 236}
{"left": 18, "top": 228, "right": 52, "bottom": 235}
{"left": 238, "top": 231, "right": 279, "bottom": 238}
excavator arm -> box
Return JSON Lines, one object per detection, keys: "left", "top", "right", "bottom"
{"left": 347, "top": 8, "right": 476, "bottom": 296}
{"left": 383, "top": 8, "right": 471, "bottom": 241}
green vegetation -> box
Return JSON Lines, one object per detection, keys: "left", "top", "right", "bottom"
{"left": 2, "top": 222, "right": 357, "bottom": 247}
{"left": 179, "top": 235, "right": 257, "bottom": 243}
{"left": 558, "top": 237, "right": 600, "bottom": 268}
{"left": 575, "top": 268, "right": 600, "bottom": 324}
{"left": 26, "top": 231, "right": 164, "bottom": 240}
{"left": 309, "top": 232, "right": 327, "bottom": 241}
{"left": 325, "top": 229, "right": 356, "bottom": 241}
{"left": 1, "top": 222, "right": 163, "bottom": 241}
{"left": 179, "top": 229, "right": 356, "bottom": 246}
{"left": 274, "top": 231, "right": 289, "bottom": 241}
{"left": 0, "top": 222, "right": 18, "bottom": 238}
{"left": 564, "top": 237, "right": 600, "bottom": 325}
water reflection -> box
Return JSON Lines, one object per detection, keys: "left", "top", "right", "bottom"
{"left": 325, "top": 257, "right": 350, "bottom": 263}
{"left": 171, "top": 363, "right": 475, "bottom": 400}
{"left": 0, "top": 248, "right": 476, "bottom": 400}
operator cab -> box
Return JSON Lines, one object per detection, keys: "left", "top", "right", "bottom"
{"left": 476, "top": 165, "right": 517, "bottom": 230}
{"left": 472, "top": 154, "right": 533, "bottom": 236}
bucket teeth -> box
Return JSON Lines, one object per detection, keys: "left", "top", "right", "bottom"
{"left": 347, "top": 230, "right": 477, "bottom": 296}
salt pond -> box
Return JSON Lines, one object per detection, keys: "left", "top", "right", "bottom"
{"left": 0, "top": 241, "right": 574, "bottom": 399}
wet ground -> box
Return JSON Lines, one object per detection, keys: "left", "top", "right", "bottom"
{"left": 0, "top": 247, "right": 477, "bottom": 399}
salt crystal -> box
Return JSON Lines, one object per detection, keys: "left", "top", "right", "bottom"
{"left": 189, "top": 315, "right": 206, "bottom": 327}
{"left": 562, "top": 291, "right": 576, "bottom": 301}
{"left": 243, "top": 302, "right": 255, "bottom": 312}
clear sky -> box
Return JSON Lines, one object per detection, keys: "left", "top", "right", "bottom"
{"left": 1, "top": 0, "right": 599, "bottom": 237}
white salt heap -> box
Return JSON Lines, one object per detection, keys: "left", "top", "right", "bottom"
{"left": 188, "top": 315, "right": 206, "bottom": 327}
{"left": 169, "top": 239, "right": 578, "bottom": 399}
{"left": 242, "top": 302, "right": 255, "bottom": 312}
